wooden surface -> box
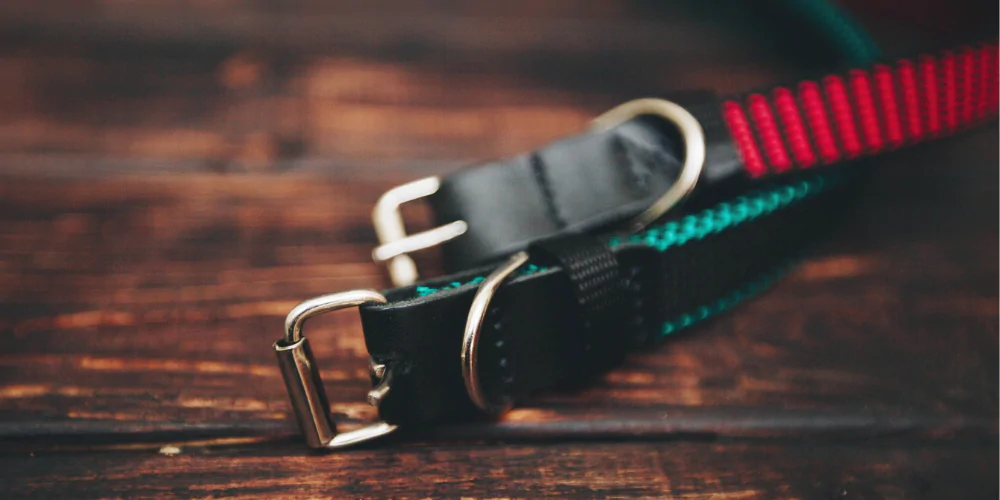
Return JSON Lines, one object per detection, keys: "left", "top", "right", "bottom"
{"left": 0, "top": 2, "right": 997, "bottom": 498}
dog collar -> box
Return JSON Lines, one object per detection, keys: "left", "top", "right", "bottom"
{"left": 275, "top": 42, "right": 997, "bottom": 449}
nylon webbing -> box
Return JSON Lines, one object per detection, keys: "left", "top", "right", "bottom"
{"left": 723, "top": 42, "right": 999, "bottom": 177}
{"left": 529, "top": 234, "right": 629, "bottom": 372}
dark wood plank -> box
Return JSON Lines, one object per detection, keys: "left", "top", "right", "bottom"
{"left": 0, "top": 127, "right": 995, "bottom": 447}
{"left": 0, "top": 1, "right": 805, "bottom": 61}
{"left": 0, "top": 41, "right": 795, "bottom": 169}
{"left": 2, "top": 441, "right": 996, "bottom": 498}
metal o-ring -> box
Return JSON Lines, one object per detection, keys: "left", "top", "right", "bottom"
{"left": 460, "top": 99, "right": 703, "bottom": 414}
{"left": 592, "top": 98, "right": 706, "bottom": 231}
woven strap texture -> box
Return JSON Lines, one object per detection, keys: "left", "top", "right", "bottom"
{"left": 723, "top": 42, "right": 999, "bottom": 177}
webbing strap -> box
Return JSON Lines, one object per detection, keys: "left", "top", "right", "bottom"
{"left": 723, "top": 42, "right": 999, "bottom": 177}
{"left": 529, "top": 234, "right": 629, "bottom": 373}
{"left": 362, "top": 171, "right": 849, "bottom": 425}
{"left": 282, "top": 40, "right": 999, "bottom": 440}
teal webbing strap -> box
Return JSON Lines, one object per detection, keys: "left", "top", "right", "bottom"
{"left": 416, "top": 172, "right": 840, "bottom": 340}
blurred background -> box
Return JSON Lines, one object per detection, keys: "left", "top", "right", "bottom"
{"left": 0, "top": 0, "right": 994, "bottom": 174}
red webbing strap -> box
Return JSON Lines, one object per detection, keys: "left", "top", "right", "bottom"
{"left": 723, "top": 42, "right": 999, "bottom": 177}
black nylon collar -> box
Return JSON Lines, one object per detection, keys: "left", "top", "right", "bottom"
{"left": 361, "top": 171, "right": 848, "bottom": 425}
{"left": 271, "top": 41, "right": 1000, "bottom": 449}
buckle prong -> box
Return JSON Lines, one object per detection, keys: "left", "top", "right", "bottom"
{"left": 274, "top": 290, "right": 398, "bottom": 449}
{"left": 372, "top": 220, "right": 468, "bottom": 263}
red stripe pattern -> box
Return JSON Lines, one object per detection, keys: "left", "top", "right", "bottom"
{"left": 723, "top": 42, "right": 999, "bottom": 177}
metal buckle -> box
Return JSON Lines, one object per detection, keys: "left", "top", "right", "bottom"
{"left": 460, "top": 250, "right": 529, "bottom": 414}
{"left": 274, "top": 289, "right": 398, "bottom": 449}
{"left": 372, "top": 177, "right": 468, "bottom": 287}
{"left": 592, "top": 98, "right": 706, "bottom": 231}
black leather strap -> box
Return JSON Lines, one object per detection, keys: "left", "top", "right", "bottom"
{"left": 428, "top": 91, "right": 744, "bottom": 271}
{"left": 361, "top": 171, "right": 847, "bottom": 425}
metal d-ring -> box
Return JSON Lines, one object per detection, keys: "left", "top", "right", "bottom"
{"left": 592, "top": 98, "right": 706, "bottom": 231}
{"left": 460, "top": 251, "right": 530, "bottom": 414}
{"left": 275, "top": 289, "right": 398, "bottom": 449}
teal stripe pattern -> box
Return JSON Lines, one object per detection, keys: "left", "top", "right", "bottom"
{"left": 413, "top": 173, "right": 837, "bottom": 336}
{"left": 415, "top": 263, "right": 547, "bottom": 298}
{"left": 658, "top": 263, "right": 792, "bottom": 339}
{"left": 608, "top": 174, "right": 831, "bottom": 252}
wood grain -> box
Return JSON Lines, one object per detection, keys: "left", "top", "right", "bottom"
{"left": 0, "top": 41, "right": 796, "bottom": 170}
{"left": 3, "top": 442, "right": 997, "bottom": 499}
{"left": 0, "top": 129, "right": 995, "bottom": 447}
{"left": 0, "top": 2, "right": 996, "bottom": 497}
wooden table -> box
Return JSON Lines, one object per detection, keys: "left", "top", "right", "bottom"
{"left": 0, "top": 2, "right": 996, "bottom": 498}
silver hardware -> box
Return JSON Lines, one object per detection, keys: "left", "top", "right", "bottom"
{"left": 275, "top": 289, "right": 398, "bottom": 449}
{"left": 372, "top": 176, "right": 468, "bottom": 287}
{"left": 460, "top": 250, "right": 529, "bottom": 414}
{"left": 369, "top": 359, "right": 387, "bottom": 381}
{"left": 592, "top": 98, "right": 706, "bottom": 231}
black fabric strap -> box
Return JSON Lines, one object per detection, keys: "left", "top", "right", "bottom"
{"left": 427, "top": 91, "right": 744, "bottom": 271}
{"left": 528, "top": 234, "right": 629, "bottom": 375}
{"left": 355, "top": 43, "right": 999, "bottom": 427}
{"left": 361, "top": 171, "right": 847, "bottom": 425}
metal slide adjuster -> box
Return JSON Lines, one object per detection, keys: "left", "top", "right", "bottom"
{"left": 371, "top": 177, "right": 468, "bottom": 287}
{"left": 274, "top": 290, "right": 398, "bottom": 449}
{"left": 593, "top": 98, "right": 706, "bottom": 231}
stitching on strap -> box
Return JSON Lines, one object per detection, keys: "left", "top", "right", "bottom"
{"left": 530, "top": 153, "right": 567, "bottom": 229}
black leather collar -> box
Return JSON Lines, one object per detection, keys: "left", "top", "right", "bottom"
{"left": 362, "top": 170, "right": 848, "bottom": 425}
{"left": 360, "top": 89, "right": 851, "bottom": 425}
{"left": 428, "top": 91, "right": 745, "bottom": 271}
{"left": 275, "top": 38, "right": 997, "bottom": 450}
